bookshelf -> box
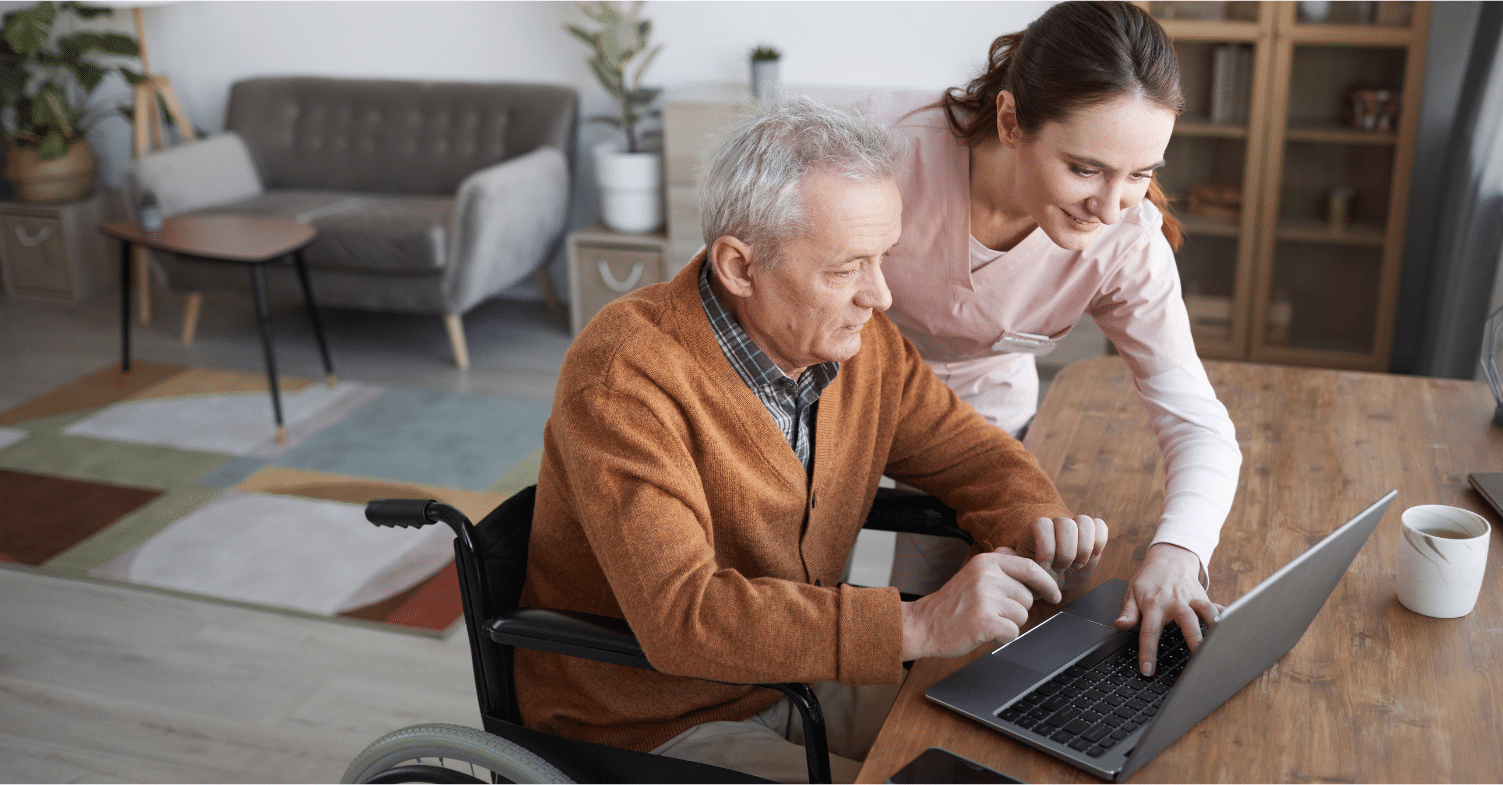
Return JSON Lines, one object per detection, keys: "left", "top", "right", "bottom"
{"left": 1147, "top": 0, "right": 1430, "bottom": 370}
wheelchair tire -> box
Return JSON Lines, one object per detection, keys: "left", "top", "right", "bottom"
{"left": 342, "top": 723, "right": 573, "bottom": 784}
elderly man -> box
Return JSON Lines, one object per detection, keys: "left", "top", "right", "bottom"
{"left": 515, "top": 96, "right": 1109, "bottom": 783}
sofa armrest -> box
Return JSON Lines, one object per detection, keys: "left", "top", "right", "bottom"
{"left": 122, "top": 132, "right": 265, "bottom": 217}
{"left": 444, "top": 146, "right": 570, "bottom": 313}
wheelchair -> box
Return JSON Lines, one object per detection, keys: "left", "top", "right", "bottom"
{"left": 341, "top": 485, "right": 967, "bottom": 784}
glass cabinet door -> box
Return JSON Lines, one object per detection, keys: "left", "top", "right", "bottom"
{"left": 1149, "top": 2, "right": 1270, "bottom": 359}
{"left": 1251, "top": 2, "right": 1424, "bottom": 369}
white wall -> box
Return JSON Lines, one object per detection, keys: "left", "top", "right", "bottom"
{"left": 96, "top": 1, "right": 1049, "bottom": 184}
{"left": 76, "top": 0, "right": 1049, "bottom": 294}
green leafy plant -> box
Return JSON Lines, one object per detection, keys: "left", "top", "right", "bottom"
{"left": 564, "top": 1, "right": 662, "bottom": 154}
{"left": 751, "top": 45, "right": 780, "bottom": 62}
{"left": 0, "top": 1, "right": 141, "bottom": 159}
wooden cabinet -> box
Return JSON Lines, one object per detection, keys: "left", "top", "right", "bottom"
{"left": 1148, "top": 0, "right": 1430, "bottom": 370}
{"left": 566, "top": 223, "right": 668, "bottom": 335}
{"left": 0, "top": 193, "right": 111, "bottom": 301}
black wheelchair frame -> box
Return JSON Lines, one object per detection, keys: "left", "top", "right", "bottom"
{"left": 344, "top": 485, "right": 965, "bottom": 784}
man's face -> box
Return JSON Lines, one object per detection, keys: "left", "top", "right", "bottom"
{"left": 737, "top": 171, "right": 901, "bottom": 377}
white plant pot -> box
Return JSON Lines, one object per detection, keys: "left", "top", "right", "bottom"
{"left": 752, "top": 59, "right": 781, "bottom": 100}
{"left": 594, "top": 142, "right": 663, "bottom": 234}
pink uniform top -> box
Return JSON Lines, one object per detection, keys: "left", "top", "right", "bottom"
{"left": 857, "top": 90, "right": 1241, "bottom": 575}
{"left": 862, "top": 90, "right": 1199, "bottom": 386}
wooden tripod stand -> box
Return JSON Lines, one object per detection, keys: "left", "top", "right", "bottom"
{"left": 128, "top": 7, "right": 197, "bottom": 327}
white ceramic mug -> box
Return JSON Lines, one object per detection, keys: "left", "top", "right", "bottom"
{"left": 1395, "top": 505, "right": 1491, "bottom": 618}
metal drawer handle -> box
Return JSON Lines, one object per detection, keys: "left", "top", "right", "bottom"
{"left": 597, "top": 259, "right": 645, "bottom": 293}
{"left": 15, "top": 225, "right": 53, "bottom": 247}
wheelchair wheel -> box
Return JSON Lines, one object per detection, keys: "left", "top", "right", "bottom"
{"left": 342, "top": 723, "right": 572, "bottom": 784}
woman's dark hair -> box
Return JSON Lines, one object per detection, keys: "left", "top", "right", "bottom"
{"left": 942, "top": 1, "right": 1185, "bottom": 249}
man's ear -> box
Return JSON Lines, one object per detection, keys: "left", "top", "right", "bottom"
{"left": 709, "top": 235, "right": 757, "bottom": 298}
{"left": 996, "top": 90, "right": 1024, "bottom": 149}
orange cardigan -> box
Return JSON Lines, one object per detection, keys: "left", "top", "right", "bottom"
{"left": 516, "top": 255, "right": 1070, "bottom": 752}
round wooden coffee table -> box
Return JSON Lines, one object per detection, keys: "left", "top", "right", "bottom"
{"left": 99, "top": 215, "right": 336, "bottom": 443}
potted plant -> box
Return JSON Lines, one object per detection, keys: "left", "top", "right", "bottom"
{"left": 751, "top": 45, "right": 780, "bottom": 100}
{"left": 0, "top": 1, "right": 141, "bottom": 203}
{"left": 564, "top": 1, "right": 664, "bottom": 234}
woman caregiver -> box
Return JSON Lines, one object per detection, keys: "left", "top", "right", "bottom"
{"left": 857, "top": 1, "right": 1241, "bottom": 675}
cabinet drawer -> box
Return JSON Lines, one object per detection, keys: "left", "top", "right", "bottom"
{"left": 0, "top": 214, "right": 72, "bottom": 297}
{"left": 571, "top": 243, "right": 665, "bottom": 334}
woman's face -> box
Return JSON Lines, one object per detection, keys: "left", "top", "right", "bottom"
{"left": 1000, "top": 92, "right": 1177, "bottom": 251}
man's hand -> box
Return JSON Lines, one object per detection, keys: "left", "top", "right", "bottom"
{"left": 900, "top": 547, "right": 1061, "bottom": 661}
{"left": 1012, "top": 515, "right": 1109, "bottom": 590}
{"left": 1114, "top": 543, "right": 1221, "bottom": 675}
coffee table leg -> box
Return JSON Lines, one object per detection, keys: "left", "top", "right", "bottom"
{"left": 248, "top": 264, "right": 287, "bottom": 443}
{"left": 120, "top": 240, "right": 132, "bottom": 375}
{"left": 290, "top": 250, "right": 336, "bottom": 387}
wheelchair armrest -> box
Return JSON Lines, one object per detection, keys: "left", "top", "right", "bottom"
{"left": 864, "top": 486, "right": 973, "bottom": 545}
{"left": 488, "top": 612, "right": 835, "bottom": 781}
{"left": 486, "top": 608, "right": 655, "bottom": 671}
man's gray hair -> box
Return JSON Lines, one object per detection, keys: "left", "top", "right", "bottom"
{"left": 698, "top": 94, "right": 907, "bottom": 268}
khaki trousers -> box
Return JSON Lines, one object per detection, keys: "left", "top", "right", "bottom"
{"left": 651, "top": 679, "right": 902, "bottom": 783}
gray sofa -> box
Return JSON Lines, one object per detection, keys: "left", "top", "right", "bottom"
{"left": 124, "top": 76, "right": 578, "bottom": 368}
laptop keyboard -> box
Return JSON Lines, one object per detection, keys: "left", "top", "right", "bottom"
{"left": 994, "top": 624, "right": 1194, "bottom": 759}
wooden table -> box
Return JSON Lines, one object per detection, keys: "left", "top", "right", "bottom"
{"left": 101, "top": 215, "right": 335, "bottom": 443}
{"left": 858, "top": 356, "right": 1503, "bottom": 783}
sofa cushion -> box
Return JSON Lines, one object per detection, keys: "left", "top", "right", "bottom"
{"left": 191, "top": 191, "right": 455, "bottom": 275}
{"left": 225, "top": 77, "right": 532, "bottom": 196}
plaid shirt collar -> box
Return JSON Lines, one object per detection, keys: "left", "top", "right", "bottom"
{"left": 698, "top": 260, "right": 839, "bottom": 469}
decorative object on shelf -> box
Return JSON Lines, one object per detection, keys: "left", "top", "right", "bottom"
{"left": 1481, "top": 304, "right": 1503, "bottom": 426}
{"left": 751, "top": 45, "right": 781, "bottom": 101}
{"left": 1265, "top": 289, "right": 1294, "bottom": 346}
{"left": 1297, "top": 0, "right": 1331, "bottom": 22}
{"left": 1209, "top": 43, "right": 1254, "bottom": 125}
{"left": 565, "top": 1, "right": 665, "bottom": 233}
{"left": 1376, "top": 2, "right": 1413, "bottom": 27}
{"left": 1325, "top": 186, "right": 1355, "bottom": 232}
{"left": 1347, "top": 86, "right": 1401, "bottom": 133}
{"left": 0, "top": 2, "right": 141, "bottom": 203}
{"left": 1187, "top": 182, "right": 1242, "bottom": 222}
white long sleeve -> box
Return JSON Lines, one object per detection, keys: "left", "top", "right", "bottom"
{"left": 1131, "top": 360, "right": 1242, "bottom": 581}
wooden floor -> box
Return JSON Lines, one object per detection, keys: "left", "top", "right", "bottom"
{"left": 0, "top": 286, "right": 572, "bottom": 783}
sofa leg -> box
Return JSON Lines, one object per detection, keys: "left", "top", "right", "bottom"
{"left": 180, "top": 292, "right": 202, "bottom": 344}
{"left": 444, "top": 313, "right": 471, "bottom": 370}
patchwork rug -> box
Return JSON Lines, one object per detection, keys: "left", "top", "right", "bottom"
{"left": 0, "top": 362, "right": 551, "bottom": 635}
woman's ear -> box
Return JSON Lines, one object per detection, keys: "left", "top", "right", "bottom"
{"left": 996, "top": 90, "right": 1024, "bottom": 149}
{"left": 708, "top": 235, "right": 757, "bottom": 298}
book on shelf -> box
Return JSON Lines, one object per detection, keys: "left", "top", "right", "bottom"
{"left": 1210, "top": 43, "right": 1254, "bottom": 125}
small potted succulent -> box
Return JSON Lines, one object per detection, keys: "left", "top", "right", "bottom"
{"left": 565, "top": 1, "right": 664, "bottom": 233}
{"left": 0, "top": 1, "right": 141, "bottom": 203}
{"left": 751, "top": 44, "right": 781, "bottom": 101}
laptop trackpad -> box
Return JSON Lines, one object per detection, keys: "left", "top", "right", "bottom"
{"left": 993, "top": 613, "right": 1120, "bottom": 676}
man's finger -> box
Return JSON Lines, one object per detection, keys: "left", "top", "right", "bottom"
{"left": 1030, "top": 518, "right": 1056, "bottom": 571}
{"left": 1052, "top": 517, "right": 1078, "bottom": 572}
{"left": 999, "top": 552, "right": 1062, "bottom": 605}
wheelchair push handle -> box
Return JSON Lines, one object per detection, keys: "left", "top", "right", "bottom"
{"left": 365, "top": 499, "right": 474, "bottom": 539}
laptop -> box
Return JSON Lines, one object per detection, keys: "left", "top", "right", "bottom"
{"left": 925, "top": 490, "right": 1397, "bottom": 782}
